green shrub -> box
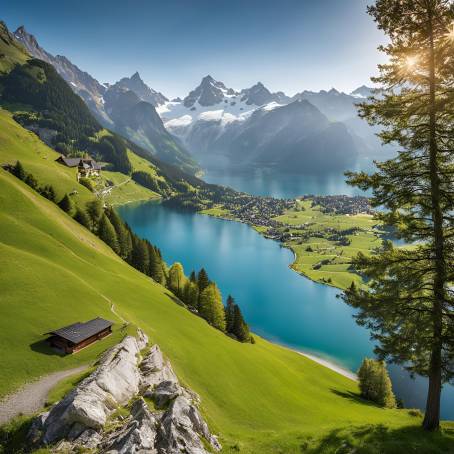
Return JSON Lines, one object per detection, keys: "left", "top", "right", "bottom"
{"left": 357, "top": 358, "right": 396, "bottom": 408}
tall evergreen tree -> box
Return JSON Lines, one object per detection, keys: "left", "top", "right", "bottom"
{"left": 344, "top": 0, "right": 454, "bottom": 430}
{"left": 131, "top": 237, "right": 149, "bottom": 274}
{"left": 197, "top": 268, "right": 210, "bottom": 293}
{"left": 97, "top": 213, "right": 119, "bottom": 253}
{"left": 183, "top": 280, "right": 199, "bottom": 309}
{"left": 13, "top": 160, "right": 26, "bottom": 180}
{"left": 148, "top": 244, "right": 165, "bottom": 284}
{"left": 199, "top": 283, "right": 226, "bottom": 332}
{"left": 232, "top": 304, "right": 250, "bottom": 342}
{"left": 74, "top": 207, "right": 91, "bottom": 229}
{"left": 86, "top": 199, "right": 103, "bottom": 232}
{"left": 106, "top": 206, "right": 131, "bottom": 259}
{"left": 58, "top": 194, "right": 74, "bottom": 215}
{"left": 225, "top": 295, "right": 236, "bottom": 334}
{"left": 189, "top": 270, "right": 197, "bottom": 283}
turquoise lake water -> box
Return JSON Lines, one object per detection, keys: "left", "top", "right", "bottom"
{"left": 117, "top": 171, "right": 454, "bottom": 419}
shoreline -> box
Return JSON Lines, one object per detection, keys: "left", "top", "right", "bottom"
{"left": 296, "top": 350, "right": 357, "bottom": 381}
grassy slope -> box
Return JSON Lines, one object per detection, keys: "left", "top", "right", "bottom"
{"left": 0, "top": 109, "right": 159, "bottom": 206}
{"left": 0, "top": 169, "right": 452, "bottom": 452}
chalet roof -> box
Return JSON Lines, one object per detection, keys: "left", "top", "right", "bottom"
{"left": 46, "top": 317, "right": 113, "bottom": 344}
{"left": 56, "top": 156, "right": 102, "bottom": 170}
{"left": 57, "top": 156, "right": 81, "bottom": 167}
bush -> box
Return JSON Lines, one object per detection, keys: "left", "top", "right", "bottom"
{"left": 408, "top": 409, "right": 423, "bottom": 418}
{"left": 357, "top": 358, "right": 396, "bottom": 408}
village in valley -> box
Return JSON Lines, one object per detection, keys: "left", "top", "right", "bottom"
{"left": 202, "top": 193, "right": 381, "bottom": 290}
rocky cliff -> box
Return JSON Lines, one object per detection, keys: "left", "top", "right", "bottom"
{"left": 28, "top": 329, "right": 221, "bottom": 453}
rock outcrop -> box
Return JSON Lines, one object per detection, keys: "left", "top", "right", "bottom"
{"left": 29, "top": 329, "right": 221, "bottom": 453}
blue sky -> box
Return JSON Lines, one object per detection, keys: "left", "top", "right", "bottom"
{"left": 3, "top": 0, "right": 387, "bottom": 98}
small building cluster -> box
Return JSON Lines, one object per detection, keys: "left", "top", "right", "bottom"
{"left": 45, "top": 317, "right": 113, "bottom": 354}
{"left": 56, "top": 155, "right": 102, "bottom": 180}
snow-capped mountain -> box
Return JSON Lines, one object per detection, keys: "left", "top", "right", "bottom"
{"left": 158, "top": 76, "right": 288, "bottom": 135}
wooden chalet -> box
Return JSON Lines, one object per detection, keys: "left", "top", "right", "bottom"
{"left": 55, "top": 155, "right": 102, "bottom": 178}
{"left": 45, "top": 317, "right": 113, "bottom": 354}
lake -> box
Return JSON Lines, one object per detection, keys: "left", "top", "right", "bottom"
{"left": 118, "top": 171, "right": 454, "bottom": 419}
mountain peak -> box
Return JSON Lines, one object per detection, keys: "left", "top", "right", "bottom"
{"left": 183, "top": 76, "right": 230, "bottom": 108}
{"left": 131, "top": 71, "right": 142, "bottom": 81}
{"left": 110, "top": 73, "right": 168, "bottom": 107}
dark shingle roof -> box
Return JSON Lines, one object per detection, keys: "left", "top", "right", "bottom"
{"left": 57, "top": 157, "right": 81, "bottom": 167}
{"left": 46, "top": 317, "right": 113, "bottom": 344}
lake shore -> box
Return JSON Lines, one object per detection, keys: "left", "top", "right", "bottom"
{"left": 297, "top": 351, "right": 357, "bottom": 381}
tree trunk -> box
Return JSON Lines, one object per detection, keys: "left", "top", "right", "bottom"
{"left": 423, "top": 8, "right": 445, "bottom": 432}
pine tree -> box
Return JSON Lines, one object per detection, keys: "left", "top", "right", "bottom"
{"left": 225, "top": 295, "right": 236, "bottom": 334}
{"left": 58, "top": 194, "right": 74, "bottom": 215}
{"left": 24, "top": 173, "right": 38, "bottom": 190}
{"left": 74, "top": 207, "right": 91, "bottom": 229}
{"left": 106, "top": 207, "right": 131, "bottom": 259}
{"left": 197, "top": 268, "right": 210, "bottom": 293}
{"left": 86, "top": 199, "right": 103, "bottom": 232}
{"left": 183, "top": 281, "right": 199, "bottom": 309}
{"left": 13, "top": 160, "right": 26, "bottom": 180}
{"left": 40, "top": 184, "right": 56, "bottom": 202}
{"left": 189, "top": 270, "right": 197, "bottom": 283}
{"left": 97, "top": 214, "right": 119, "bottom": 253}
{"left": 147, "top": 244, "right": 165, "bottom": 284}
{"left": 168, "top": 262, "right": 187, "bottom": 297}
{"left": 343, "top": 0, "right": 454, "bottom": 431}
{"left": 131, "top": 237, "right": 149, "bottom": 274}
{"left": 232, "top": 304, "right": 250, "bottom": 342}
{"left": 199, "top": 283, "right": 226, "bottom": 332}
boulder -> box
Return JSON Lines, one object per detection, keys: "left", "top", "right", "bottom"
{"left": 152, "top": 380, "right": 182, "bottom": 408}
{"left": 102, "top": 399, "right": 158, "bottom": 453}
{"left": 42, "top": 335, "right": 143, "bottom": 444}
{"left": 140, "top": 345, "right": 178, "bottom": 389}
{"left": 157, "top": 396, "right": 221, "bottom": 453}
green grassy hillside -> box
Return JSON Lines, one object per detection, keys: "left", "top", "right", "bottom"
{"left": 1, "top": 167, "right": 453, "bottom": 452}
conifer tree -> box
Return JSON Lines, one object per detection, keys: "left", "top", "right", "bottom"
{"left": 40, "top": 184, "right": 56, "bottom": 202}
{"left": 189, "top": 270, "right": 197, "bottom": 283}
{"left": 225, "top": 295, "right": 236, "bottom": 333}
{"left": 148, "top": 244, "right": 165, "bottom": 284}
{"left": 232, "top": 304, "right": 251, "bottom": 342}
{"left": 24, "top": 173, "right": 38, "bottom": 190}
{"left": 106, "top": 207, "right": 131, "bottom": 259}
{"left": 197, "top": 268, "right": 210, "bottom": 293}
{"left": 86, "top": 199, "right": 103, "bottom": 231}
{"left": 131, "top": 237, "right": 149, "bottom": 274}
{"left": 199, "top": 283, "right": 226, "bottom": 331}
{"left": 74, "top": 207, "right": 91, "bottom": 229}
{"left": 13, "top": 160, "right": 26, "bottom": 180}
{"left": 58, "top": 194, "right": 74, "bottom": 215}
{"left": 183, "top": 280, "right": 199, "bottom": 309}
{"left": 97, "top": 213, "right": 119, "bottom": 253}
{"left": 343, "top": 0, "right": 454, "bottom": 430}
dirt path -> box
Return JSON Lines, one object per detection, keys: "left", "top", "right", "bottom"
{"left": 0, "top": 365, "right": 88, "bottom": 425}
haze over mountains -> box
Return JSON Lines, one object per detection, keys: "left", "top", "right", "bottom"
{"left": 13, "top": 24, "right": 386, "bottom": 175}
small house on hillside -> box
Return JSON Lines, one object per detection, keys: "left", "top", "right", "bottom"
{"left": 45, "top": 317, "right": 113, "bottom": 354}
{"left": 55, "top": 155, "right": 102, "bottom": 179}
